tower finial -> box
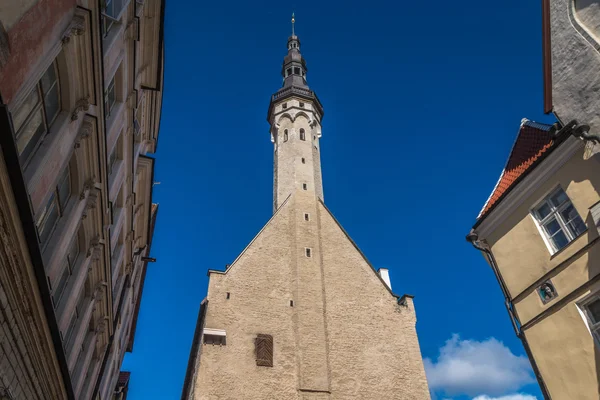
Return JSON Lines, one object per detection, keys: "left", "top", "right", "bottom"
{"left": 291, "top": 12, "right": 295, "bottom": 36}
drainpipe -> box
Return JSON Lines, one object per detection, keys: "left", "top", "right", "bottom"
{"left": 466, "top": 230, "right": 551, "bottom": 400}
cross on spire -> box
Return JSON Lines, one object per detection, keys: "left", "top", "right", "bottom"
{"left": 291, "top": 12, "right": 295, "bottom": 36}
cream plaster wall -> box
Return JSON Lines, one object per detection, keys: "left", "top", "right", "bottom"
{"left": 483, "top": 148, "right": 600, "bottom": 399}
{"left": 193, "top": 192, "right": 430, "bottom": 399}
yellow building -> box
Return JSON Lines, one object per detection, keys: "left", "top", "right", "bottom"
{"left": 467, "top": 118, "right": 600, "bottom": 399}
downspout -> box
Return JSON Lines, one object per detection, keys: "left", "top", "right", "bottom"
{"left": 466, "top": 230, "right": 551, "bottom": 400}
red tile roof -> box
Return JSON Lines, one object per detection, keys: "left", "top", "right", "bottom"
{"left": 478, "top": 119, "right": 554, "bottom": 219}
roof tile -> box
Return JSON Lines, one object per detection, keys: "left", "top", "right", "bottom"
{"left": 478, "top": 120, "right": 554, "bottom": 219}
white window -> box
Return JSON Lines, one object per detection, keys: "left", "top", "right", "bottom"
{"left": 101, "top": 0, "right": 129, "bottom": 37}
{"left": 532, "top": 187, "right": 586, "bottom": 252}
{"left": 579, "top": 294, "right": 600, "bottom": 345}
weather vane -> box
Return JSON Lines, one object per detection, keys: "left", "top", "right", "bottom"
{"left": 291, "top": 12, "right": 295, "bottom": 36}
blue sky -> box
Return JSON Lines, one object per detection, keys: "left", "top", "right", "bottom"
{"left": 123, "top": 1, "right": 556, "bottom": 399}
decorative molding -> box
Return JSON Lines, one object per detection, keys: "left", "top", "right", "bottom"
{"left": 87, "top": 236, "right": 101, "bottom": 258}
{"left": 79, "top": 177, "right": 97, "bottom": 200}
{"left": 61, "top": 12, "right": 86, "bottom": 45}
{"left": 94, "top": 317, "right": 108, "bottom": 334}
{"left": 93, "top": 281, "right": 107, "bottom": 301}
{"left": 71, "top": 97, "right": 90, "bottom": 121}
{"left": 74, "top": 120, "right": 93, "bottom": 149}
{"left": 476, "top": 136, "right": 584, "bottom": 239}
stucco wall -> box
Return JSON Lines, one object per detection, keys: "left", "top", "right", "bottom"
{"left": 484, "top": 148, "right": 600, "bottom": 399}
{"left": 550, "top": 0, "right": 600, "bottom": 133}
{"left": 193, "top": 192, "right": 430, "bottom": 399}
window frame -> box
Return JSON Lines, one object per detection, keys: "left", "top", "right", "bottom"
{"left": 13, "top": 61, "right": 61, "bottom": 167}
{"left": 578, "top": 293, "right": 600, "bottom": 347}
{"left": 104, "top": 75, "right": 117, "bottom": 119}
{"left": 52, "top": 236, "right": 80, "bottom": 308}
{"left": 36, "top": 165, "right": 71, "bottom": 248}
{"left": 531, "top": 187, "right": 586, "bottom": 254}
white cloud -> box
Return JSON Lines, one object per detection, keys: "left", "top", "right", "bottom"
{"left": 473, "top": 395, "right": 537, "bottom": 400}
{"left": 424, "top": 334, "right": 535, "bottom": 397}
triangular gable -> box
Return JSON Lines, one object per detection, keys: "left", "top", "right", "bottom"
{"left": 477, "top": 119, "right": 554, "bottom": 220}
{"left": 317, "top": 199, "right": 402, "bottom": 299}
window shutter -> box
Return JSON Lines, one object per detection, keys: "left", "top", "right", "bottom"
{"left": 255, "top": 334, "right": 273, "bottom": 367}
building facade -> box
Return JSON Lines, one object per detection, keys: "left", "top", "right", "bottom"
{"left": 0, "top": 1, "right": 164, "bottom": 399}
{"left": 181, "top": 21, "right": 430, "bottom": 400}
{"left": 543, "top": 0, "right": 600, "bottom": 142}
{"left": 467, "top": 118, "right": 600, "bottom": 399}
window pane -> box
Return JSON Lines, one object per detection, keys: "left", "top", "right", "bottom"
{"left": 535, "top": 202, "right": 552, "bottom": 220}
{"left": 43, "top": 83, "right": 60, "bottom": 127}
{"left": 550, "top": 189, "right": 569, "bottom": 208}
{"left": 57, "top": 166, "right": 71, "bottom": 211}
{"left": 40, "top": 63, "right": 57, "bottom": 95}
{"left": 587, "top": 299, "right": 600, "bottom": 324}
{"left": 560, "top": 204, "right": 586, "bottom": 237}
{"left": 16, "top": 108, "right": 45, "bottom": 163}
{"left": 550, "top": 230, "right": 569, "bottom": 250}
{"left": 53, "top": 265, "right": 70, "bottom": 307}
{"left": 543, "top": 218, "right": 562, "bottom": 236}
{"left": 68, "top": 236, "right": 80, "bottom": 266}
{"left": 64, "top": 312, "right": 78, "bottom": 345}
{"left": 12, "top": 88, "right": 40, "bottom": 132}
{"left": 37, "top": 195, "right": 59, "bottom": 245}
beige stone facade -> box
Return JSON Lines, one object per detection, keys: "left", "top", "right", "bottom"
{"left": 468, "top": 120, "right": 600, "bottom": 399}
{"left": 0, "top": 1, "right": 164, "bottom": 399}
{"left": 181, "top": 30, "right": 430, "bottom": 400}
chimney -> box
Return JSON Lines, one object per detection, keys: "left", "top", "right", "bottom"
{"left": 378, "top": 268, "right": 392, "bottom": 290}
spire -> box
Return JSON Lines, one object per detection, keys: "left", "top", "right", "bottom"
{"left": 291, "top": 12, "right": 295, "bottom": 36}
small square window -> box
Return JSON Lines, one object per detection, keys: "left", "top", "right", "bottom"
{"left": 532, "top": 188, "right": 586, "bottom": 253}
{"left": 226, "top": 292, "right": 230, "bottom": 299}
{"left": 290, "top": 300, "right": 294, "bottom": 307}
{"left": 303, "top": 183, "right": 307, "bottom": 190}
{"left": 304, "top": 213, "right": 309, "bottom": 221}
{"left": 301, "top": 158, "right": 305, "bottom": 164}
{"left": 282, "top": 103, "right": 287, "bottom": 109}
{"left": 306, "top": 248, "right": 311, "bottom": 257}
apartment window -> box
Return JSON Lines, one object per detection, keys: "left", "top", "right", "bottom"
{"left": 52, "top": 236, "right": 80, "bottom": 308}
{"left": 36, "top": 165, "right": 71, "bottom": 247}
{"left": 533, "top": 188, "right": 586, "bottom": 252}
{"left": 300, "top": 129, "right": 305, "bottom": 141}
{"left": 580, "top": 294, "right": 600, "bottom": 345}
{"left": 12, "top": 61, "right": 61, "bottom": 165}
{"left": 101, "top": 0, "right": 127, "bottom": 37}
{"left": 108, "top": 134, "right": 122, "bottom": 176}
{"left": 104, "top": 75, "right": 117, "bottom": 118}
{"left": 64, "top": 293, "right": 85, "bottom": 353}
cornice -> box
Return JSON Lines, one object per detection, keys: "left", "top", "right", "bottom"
{"left": 475, "top": 135, "right": 584, "bottom": 239}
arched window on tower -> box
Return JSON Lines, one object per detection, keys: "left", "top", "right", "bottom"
{"left": 284, "top": 129, "right": 288, "bottom": 142}
{"left": 300, "top": 129, "right": 305, "bottom": 141}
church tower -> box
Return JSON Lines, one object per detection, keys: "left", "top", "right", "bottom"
{"left": 181, "top": 16, "right": 431, "bottom": 400}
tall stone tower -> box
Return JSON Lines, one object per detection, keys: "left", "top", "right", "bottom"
{"left": 181, "top": 16, "right": 431, "bottom": 400}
